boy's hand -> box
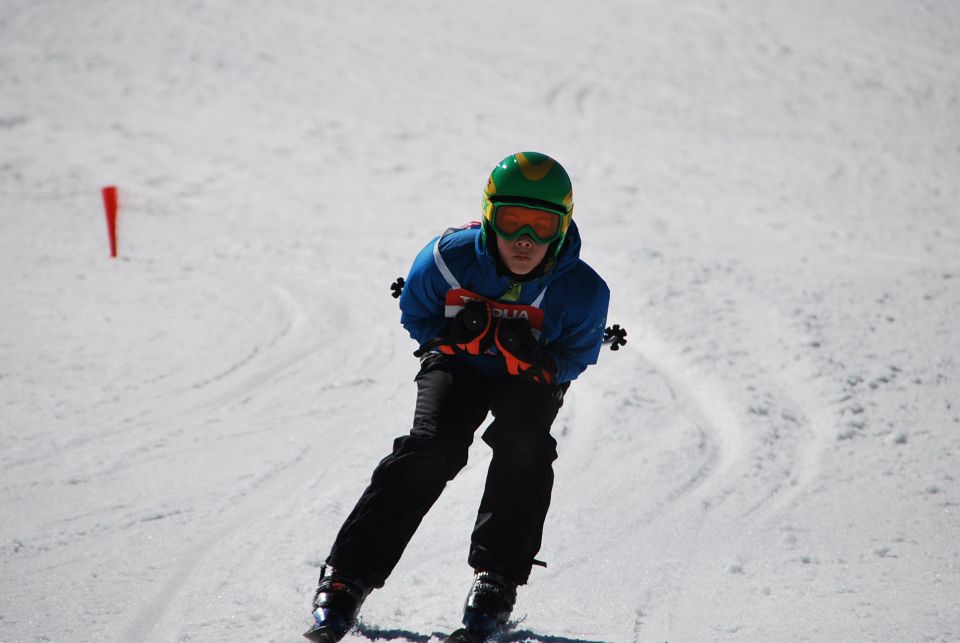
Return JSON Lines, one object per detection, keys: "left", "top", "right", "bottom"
{"left": 414, "top": 300, "right": 494, "bottom": 357}
{"left": 494, "top": 318, "right": 556, "bottom": 385}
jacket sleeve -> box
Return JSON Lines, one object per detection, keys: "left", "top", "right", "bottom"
{"left": 546, "top": 276, "right": 610, "bottom": 384}
{"left": 398, "top": 238, "right": 451, "bottom": 347}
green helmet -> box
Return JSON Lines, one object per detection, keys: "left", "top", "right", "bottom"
{"left": 481, "top": 152, "right": 574, "bottom": 255}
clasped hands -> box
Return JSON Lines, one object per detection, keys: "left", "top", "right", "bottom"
{"left": 414, "top": 300, "right": 555, "bottom": 385}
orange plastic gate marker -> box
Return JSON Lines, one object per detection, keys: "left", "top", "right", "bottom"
{"left": 102, "top": 186, "right": 118, "bottom": 258}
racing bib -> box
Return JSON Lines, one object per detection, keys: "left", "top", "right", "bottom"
{"left": 444, "top": 288, "right": 545, "bottom": 339}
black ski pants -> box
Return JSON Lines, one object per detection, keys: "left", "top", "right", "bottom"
{"left": 326, "top": 353, "right": 566, "bottom": 588}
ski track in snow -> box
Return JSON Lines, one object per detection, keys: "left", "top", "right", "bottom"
{"left": 174, "top": 284, "right": 313, "bottom": 411}
{"left": 619, "top": 280, "right": 838, "bottom": 522}
{"left": 628, "top": 326, "right": 748, "bottom": 507}
{"left": 613, "top": 294, "right": 839, "bottom": 635}
{"left": 116, "top": 275, "right": 398, "bottom": 641}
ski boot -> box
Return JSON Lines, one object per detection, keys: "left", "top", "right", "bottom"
{"left": 303, "top": 566, "right": 370, "bottom": 643}
{"left": 446, "top": 571, "right": 517, "bottom": 642}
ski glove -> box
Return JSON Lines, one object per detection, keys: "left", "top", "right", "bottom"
{"left": 494, "top": 318, "right": 556, "bottom": 386}
{"left": 413, "top": 300, "right": 494, "bottom": 357}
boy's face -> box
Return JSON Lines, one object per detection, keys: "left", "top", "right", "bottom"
{"left": 496, "top": 233, "right": 550, "bottom": 275}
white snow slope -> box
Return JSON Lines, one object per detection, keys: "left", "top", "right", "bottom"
{"left": 2, "top": 1, "right": 959, "bottom": 642}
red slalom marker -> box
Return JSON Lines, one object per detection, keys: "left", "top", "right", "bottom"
{"left": 102, "top": 186, "right": 118, "bottom": 258}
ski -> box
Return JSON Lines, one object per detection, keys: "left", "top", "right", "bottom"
{"left": 302, "top": 622, "right": 340, "bottom": 643}
{"left": 303, "top": 610, "right": 352, "bottom": 643}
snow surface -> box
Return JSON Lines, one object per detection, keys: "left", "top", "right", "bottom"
{"left": 2, "top": 1, "right": 959, "bottom": 641}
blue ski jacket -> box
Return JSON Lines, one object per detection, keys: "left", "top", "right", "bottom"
{"left": 398, "top": 221, "right": 609, "bottom": 384}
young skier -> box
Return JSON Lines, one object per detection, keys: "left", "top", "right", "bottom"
{"left": 306, "top": 152, "right": 610, "bottom": 643}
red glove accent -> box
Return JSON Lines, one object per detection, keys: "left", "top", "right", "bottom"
{"left": 494, "top": 319, "right": 555, "bottom": 385}
{"left": 450, "top": 300, "right": 493, "bottom": 355}
{"left": 415, "top": 300, "right": 494, "bottom": 357}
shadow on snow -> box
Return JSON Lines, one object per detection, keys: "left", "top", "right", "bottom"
{"left": 355, "top": 623, "right": 617, "bottom": 643}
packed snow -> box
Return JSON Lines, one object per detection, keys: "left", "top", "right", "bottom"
{"left": 2, "top": 1, "right": 959, "bottom": 641}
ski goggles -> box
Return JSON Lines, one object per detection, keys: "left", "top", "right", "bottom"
{"left": 490, "top": 203, "right": 566, "bottom": 245}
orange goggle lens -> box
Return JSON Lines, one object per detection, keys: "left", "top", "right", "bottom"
{"left": 492, "top": 205, "right": 563, "bottom": 244}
